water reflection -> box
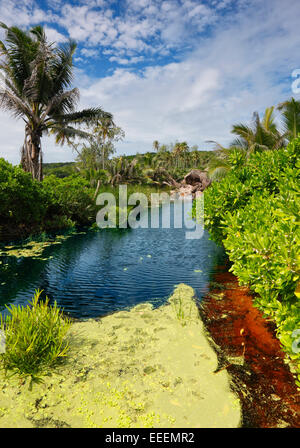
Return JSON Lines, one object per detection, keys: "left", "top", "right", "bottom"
{"left": 0, "top": 200, "right": 225, "bottom": 318}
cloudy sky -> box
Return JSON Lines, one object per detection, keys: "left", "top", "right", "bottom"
{"left": 1, "top": 0, "right": 300, "bottom": 164}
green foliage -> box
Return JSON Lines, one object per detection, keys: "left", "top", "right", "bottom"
{"left": 0, "top": 23, "right": 111, "bottom": 180}
{"left": 194, "top": 138, "right": 300, "bottom": 385}
{"left": 0, "top": 160, "right": 98, "bottom": 238}
{"left": 94, "top": 184, "right": 171, "bottom": 229}
{"left": 0, "top": 158, "right": 48, "bottom": 227}
{"left": 278, "top": 98, "right": 300, "bottom": 141}
{"left": 43, "top": 175, "right": 96, "bottom": 226}
{"left": 0, "top": 290, "right": 71, "bottom": 381}
{"left": 0, "top": 158, "right": 174, "bottom": 239}
{"left": 43, "top": 162, "right": 76, "bottom": 178}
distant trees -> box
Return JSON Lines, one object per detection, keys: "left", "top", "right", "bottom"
{"left": 152, "top": 140, "right": 160, "bottom": 152}
{"left": 94, "top": 117, "right": 125, "bottom": 169}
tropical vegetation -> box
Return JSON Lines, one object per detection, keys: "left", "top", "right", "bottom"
{"left": 0, "top": 23, "right": 112, "bottom": 180}
{"left": 0, "top": 289, "right": 71, "bottom": 382}
{"left": 194, "top": 137, "right": 300, "bottom": 385}
{"left": 1, "top": 19, "right": 300, "bottom": 396}
{"left": 206, "top": 101, "right": 300, "bottom": 180}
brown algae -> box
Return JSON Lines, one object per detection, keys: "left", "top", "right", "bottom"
{"left": 200, "top": 269, "right": 300, "bottom": 428}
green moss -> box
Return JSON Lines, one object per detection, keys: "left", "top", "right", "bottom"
{"left": 0, "top": 284, "right": 241, "bottom": 428}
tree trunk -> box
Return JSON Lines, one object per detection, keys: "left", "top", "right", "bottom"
{"left": 21, "top": 127, "right": 43, "bottom": 181}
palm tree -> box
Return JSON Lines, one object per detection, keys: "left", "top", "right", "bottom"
{"left": 107, "top": 157, "right": 145, "bottom": 185}
{"left": 277, "top": 97, "right": 300, "bottom": 141}
{"left": 206, "top": 107, "right": 284, "bottom": 182}
{"left": 152, "top": 140, "right": 160, "bottom": 152}
{"left": 172, "top": 142, "right": 189, "bottom": 168}
{"left": 231, "top": 108, "right": 284, "bottom": 157}
{"left": 93, "top": 117, "right": 124, "bottom": 169}
{"left": 0, "top": 23, "right": 111, "bottom": 180}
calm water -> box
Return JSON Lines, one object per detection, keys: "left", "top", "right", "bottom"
{"left": 0, "top": 200, "right": 225, "bottom": 318}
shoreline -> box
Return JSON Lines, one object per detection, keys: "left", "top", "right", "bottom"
{"left": 200, "top": 263, "right": 300, "bottom": 428}
{"left": 0, "top": 284, "right": 241, "bottom": 428}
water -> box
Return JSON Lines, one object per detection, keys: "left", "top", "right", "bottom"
{"left": 0, "top": 200, "right": 226, "bottom": 318}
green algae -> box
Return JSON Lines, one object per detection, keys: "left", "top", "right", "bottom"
{"left": 0, "top": 234, "right": 76, "bottom": 260}
{"left": 0, "top": 284, "right": 241, "bottom": 428}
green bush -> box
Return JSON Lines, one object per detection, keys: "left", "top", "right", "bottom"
{"left": 194, "top": 138, "right": 300, "bottom": 385}
{"left": 0, "top": 290, "right": 71, "bottom": 381}
{"left": 0, "top": 158, "right": 49, "bottom": 228}
{"left": 43, "top": 175, "right": 96, "bottom": 226}
{"left": 0, "top": 160, "right": 98, "bottom": 237}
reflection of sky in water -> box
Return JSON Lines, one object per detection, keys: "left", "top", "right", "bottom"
{"left": 0, "top": 201, "right": 225, "bottom": 318}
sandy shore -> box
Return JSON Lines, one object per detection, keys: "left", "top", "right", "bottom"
{"left": 0, "top": 284, "right": 240, "bottom": 428}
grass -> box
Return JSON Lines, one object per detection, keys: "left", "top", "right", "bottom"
{"left": 171, "top": 290, "right": 193, "bottom": 326}
{"left": 0, "top": 290, "right": 71, "bottom": 384}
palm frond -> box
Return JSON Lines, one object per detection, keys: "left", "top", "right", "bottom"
{"left": 56, "top": 108, "right": 112, "bottom": 126}
{"left": 0, "top": 87, "right": 32, "bottom": 120}
{"left": 51, "top": 125, "right": 92, "bottom": 145}
{"left": 209, "top": 166, "right": 230, "bottom": 181}
{"left": 277, "top": 97, "right": 300, "bottom": 140}
{"left": 42, "top": 88, "right": 79, "bottom": 119}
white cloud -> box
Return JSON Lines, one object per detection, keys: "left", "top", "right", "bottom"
{"left": 1, "top": 0, "right": 300, "bottom": 164}
{"left": 45, "top": 26, "right": 68, "bottom": 43}
{"left": 81, "top": 48, "right": 100, "bottom": 58}
{"left": 75, "top": 0, "right": 300, "bottom": 156}
{"left": 109, "top": 55, "right": 144, "bottom": 65}
{"left": 0, "top": 0, "right": 49, "bottom": 29}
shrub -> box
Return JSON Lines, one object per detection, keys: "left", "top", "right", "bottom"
{"left": 193, "top": 138, "right": 300, "bottom": 385}
{"left": 0, "top": 158, "right": 49, "bottom": 228}
{"left": 42, "top": 175, "right": 96, "bottom": 226}
{"left": 0, "top": 160, "right": 98, "bottom": 237}
{"left": 0, "top": 290, "right": 71, "bottom": 382}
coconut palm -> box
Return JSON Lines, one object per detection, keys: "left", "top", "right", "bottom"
{"left": 277, "top": 97, "right": 300, "bottom": 141}
{"left": 204, "top": 106, "right": 283, "bottom": 182}
{"left": 152, "top": 140, "right": 160, "bottom": 152}
{"left": 0, "top": 23, "right": 111, "bottom": 180}
{"left": 205, "top": 107, "right": 284, "bottom": 182}
{"left": 93, "top": 117, "right": 124, "bottom": 169}
{"left": 231, "top": 108, "right": 284, "bottom": 157}
{"left": 172, "top": 141, "right": 189, "bottom": 168}
{"left": 107, "top": 157, "right": 145, "bottom": 185}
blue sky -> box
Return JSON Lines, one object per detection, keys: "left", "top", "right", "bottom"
{"left": 1, "top": 0, "right": 300, "bottom": 163}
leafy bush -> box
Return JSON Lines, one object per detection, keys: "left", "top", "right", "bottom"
{"left": 43, "top": 162, "right": 76, "bottom": 178}
{"left": 194, "top": 138, "right": 300, "bottom": 385}
{"left": 0, "top": 290, "right": 71, "bottom": 381}
{"left": 0, "top": 160, "right": 98, "bottom": 237}
{"left": 0, "top": 158, "right": 49, "bottom": 228}
{"left": 43, "top": 175, "right": 96, "bottom": 226}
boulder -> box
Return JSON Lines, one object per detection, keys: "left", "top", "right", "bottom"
{"left": 183, "top": 170, "right": 211, "bottom": 190}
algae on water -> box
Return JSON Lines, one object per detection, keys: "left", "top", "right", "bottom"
{"left": 0, "top": 284, "right": 241, "bottom": 428}
{"left": 0, "top": 234, "right": 73, "bottom": 260}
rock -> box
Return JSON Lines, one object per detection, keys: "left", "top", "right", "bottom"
{"left": 170, "top": 170, "right": 211, "bottom": 200}
{"left": 184, "top": 170, "right": 211, "bottom": 190}
{"left": 170, "top": 184, "right": 194, "bottom": 200}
